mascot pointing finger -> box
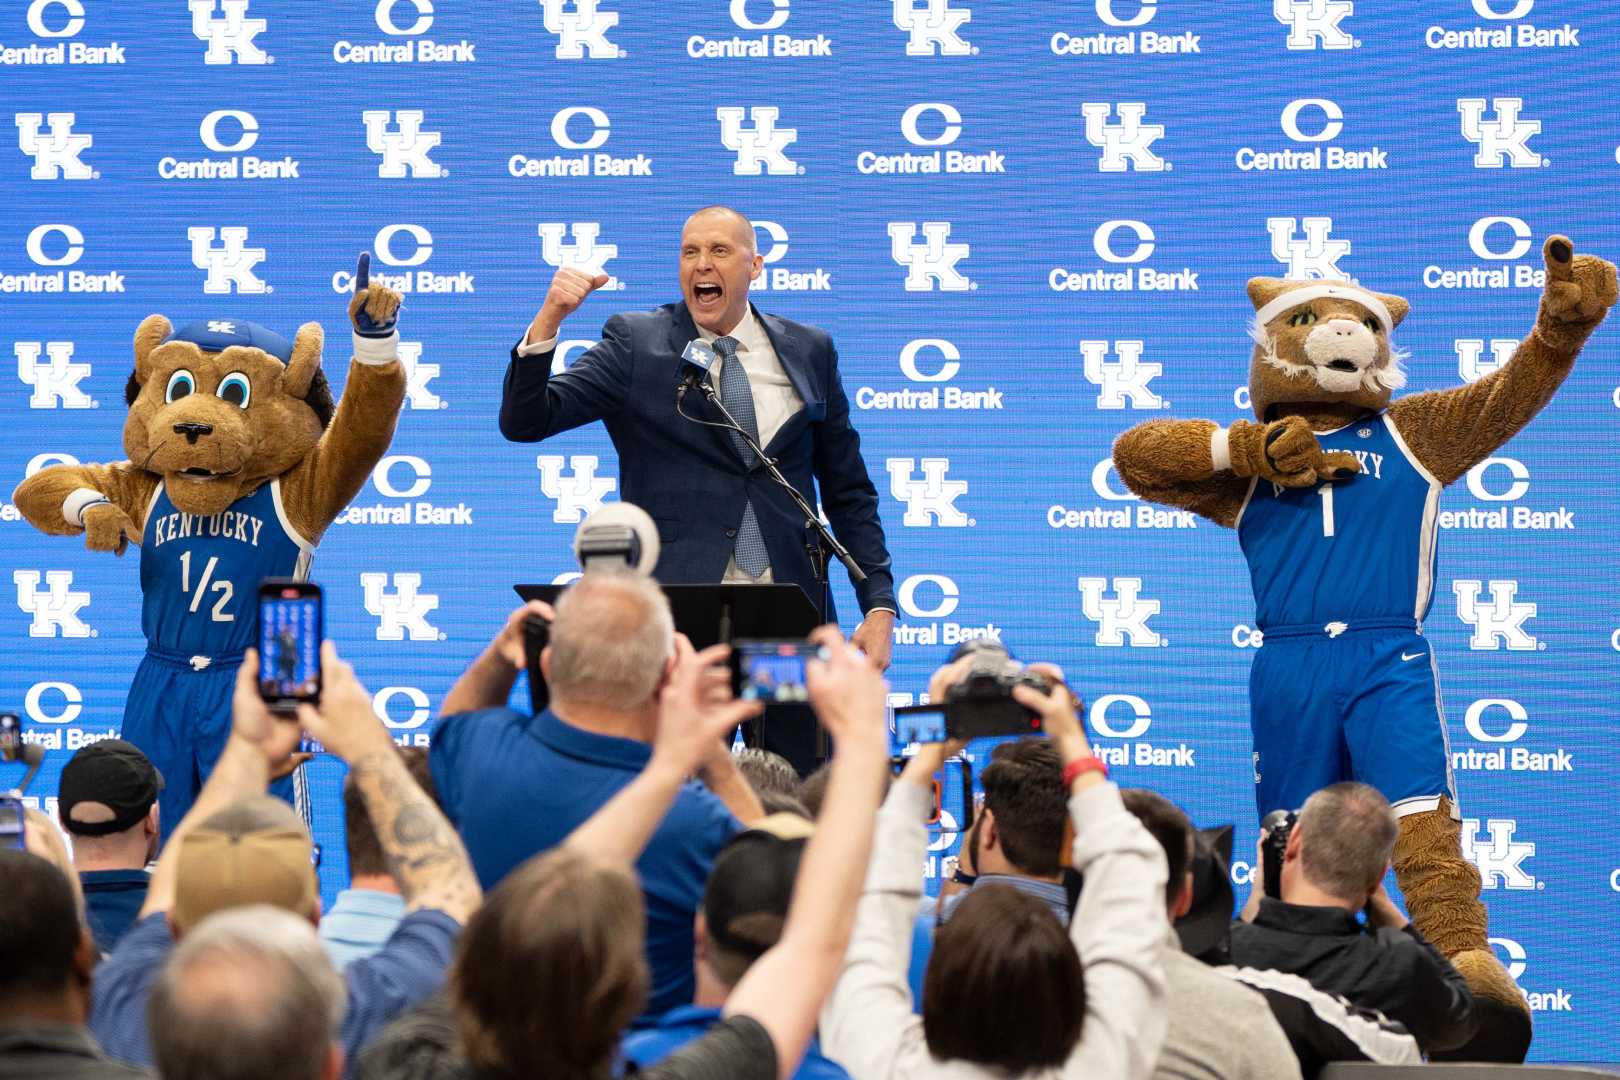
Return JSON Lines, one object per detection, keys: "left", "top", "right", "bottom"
{"left": 1113, "top": 236, "right": 1617, "bottom": 1060}
{"left": 13, "top": 254, "right": 407, "bottom": 835}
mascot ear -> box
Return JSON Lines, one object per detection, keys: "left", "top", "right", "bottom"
{"left": 1246, "top": 277, "right": 1292, "bottom": 312}
{"left": 284, "top": 322, "right": 323, "bottom": 400}
{"left": 133, "top": 314, "right": 172, "bottom": 387}
{"left": 1374, "top": 291, "right": 1410, "bottom": 328}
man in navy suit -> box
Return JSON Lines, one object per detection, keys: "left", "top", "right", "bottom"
{"left": 500, "top": 206, "right": 896, "bottom": 675}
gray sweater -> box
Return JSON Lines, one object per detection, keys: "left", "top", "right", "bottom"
{"left": 1153, "top": 934, "right": 1302, "bottom": 1080}
{"left": 820, "top": 780, "right": 1168, "bottom": 1080}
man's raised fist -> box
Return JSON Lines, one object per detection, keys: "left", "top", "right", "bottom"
{"left": 531, "top": 266, "right": 611, "bottom": 343}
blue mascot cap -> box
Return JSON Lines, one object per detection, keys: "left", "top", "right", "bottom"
{"left": 165, "top": 319, "right": 294, "bottom": 364}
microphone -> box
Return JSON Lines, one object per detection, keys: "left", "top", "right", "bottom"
{"left": 678, "top": 339, "right": 718, "bottom": 397}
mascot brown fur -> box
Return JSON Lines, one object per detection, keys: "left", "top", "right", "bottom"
{"left": 1113, "top": 236, "right": 1616, "bottom": 1060}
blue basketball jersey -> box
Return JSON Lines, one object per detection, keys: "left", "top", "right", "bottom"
{"left": 139, "top": 480, "right": 312, "bottom": 656}
{"left": 1236, "top": 413, "right": 1439, "bottom": 630}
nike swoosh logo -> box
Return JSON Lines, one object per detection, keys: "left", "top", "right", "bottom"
{"left": 1401, "top": 651, "right": 1425, "bottom": 662}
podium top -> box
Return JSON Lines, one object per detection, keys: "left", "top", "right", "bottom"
{"left": 514, "top": 582, "right": 821, "bottom": 651}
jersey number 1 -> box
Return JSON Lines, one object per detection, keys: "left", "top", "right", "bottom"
{"left": 1316, "top": 484, "right": 1336, "bottom": 538}
{"left": 179, "top": 551, "right": 235, "bottom": 623}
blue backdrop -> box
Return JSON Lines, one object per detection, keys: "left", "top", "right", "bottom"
{"left": 2, "top": 0, "right": 1617, "bottom": 1060}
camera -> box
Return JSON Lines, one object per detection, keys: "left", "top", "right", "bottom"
{"left": 896, "top": 640, "right": 1053, "bottom": 743}
{"left": 1260, "top": 808, "right": 1298, "bottom": 899}
{"left": 730, "top": 639, "right": 824, "bottom": 707}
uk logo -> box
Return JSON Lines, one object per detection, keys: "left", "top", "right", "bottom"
{"left": 892, "top": 0, "right": 972, "bottom": 56}
{"left": 396, "top": 342, "right": 443, "bottom": 410}
{"left": 538, "top": 222, "right": 620, "bottom": 287}
{"left": 1454, "top": 579, "right": 1538, "bottom": 650}
{"left": 1267, "top": 216, "right": 1351, "bottom": 280}
{"left": 540, "top": 0, "right": 621, "bottom": 59}
{"left": 1455, "top": 338, "right": 1516, "bottom": 383}
{"left": 363, "top": 110, "right": 444, "bottom": 178}
{"left": 15, "top": 113, "right": 93, "bottom": 180}
{"left": 360, "top": 572, "right": 442, "bottom": 641}
{"left": 1081, "top": 340, "right": 1164, "bottom": 409}
{"left": 888, "top": 458, "right": 970, "bottom": 527}
{"left": 189, "top": 0, "right": 269, "bottom": 65}
{"left": 716, "top": 107, "right": 800, "bottom": 176}
{"left": 13, "top": 569, "right": 92, "bottom": 638}
{"left": 1458, "top": 97, "right": 1543, "bottom": 168}
{"left": 1081, "top": 103, "right": 1167, "bottom": 172}
{"left": 188, "top": 227, "right": 268, "bottom": 295}
{"left": 1077, "top": 577, "right": 1163, "bottom": 647}
{"left": 16, "top": 342, "right": 92, "bottom": 408}
{"left": 537, "top": 454, "right": 616, "bottom": 523}
{"left": 888, "top": 222, "right": 971, "bottom": 291}
{"left": 1462, "top": 818, "right": 1537, "bottom": 890}
{"left": 1273, "top": 0, "right": 1355, "bottom": 50}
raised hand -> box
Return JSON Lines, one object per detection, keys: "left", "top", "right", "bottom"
{"left": 805, "top": 625, "right": 889, "bottom": 757}
{"left": 653, "top": 637, "right": 762, "bottom": 776}
{"left": 529, "top": 265, "right": 611, "bottom": 344}
{"left": 295, "top": 641, "right": 396, "bottom": 764}
{"left": 349, "top": 251, "right": 403, "bottom": 337}
{"left": 230, "top": 650, "right": 304, "bottom": 769}
{"left": 82, "top": 501, "right": 139, "bottom": 556}
{"left": 1537, "top": 235, "right": 1618, "bottom": 331}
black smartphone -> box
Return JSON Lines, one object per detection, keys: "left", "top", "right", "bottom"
{"left": 730, "top": 639, "right": 825, "bottom": 707}
{"left": 257, "top": 579, "right": 322, "bottom": 711}
{"left": 894, "top": 704, "right": 948, "bottom": 746}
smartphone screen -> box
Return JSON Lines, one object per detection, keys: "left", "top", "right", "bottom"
{"left": 894, "top": 705, "right": 948, "bottom": 746}
{"left": 733, "top": 640, "right": 822, "bottom": 705}
{"left": 258, "top": 581, "right": 322, "bottom": 708}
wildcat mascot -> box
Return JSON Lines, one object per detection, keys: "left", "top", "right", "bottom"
{"left": 1112, "top": 237, "right": 1615, "bottom": 1060}
{"left": 13, "top": 254, "right": 406, "bottom": 835}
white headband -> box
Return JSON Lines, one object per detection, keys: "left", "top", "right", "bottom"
{"left": 1252, "top": 283, "right": 1394, "bottom": 335}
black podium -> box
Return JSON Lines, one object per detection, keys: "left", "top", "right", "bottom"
{"left": 514, "top": 582, "right": 825, "bottom": 773}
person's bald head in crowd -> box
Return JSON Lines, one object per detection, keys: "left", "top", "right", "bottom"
{"left": 539, "top": 571, "right": 678, "bottom": 734}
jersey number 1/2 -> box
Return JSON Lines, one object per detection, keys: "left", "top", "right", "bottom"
{"left": 179, "top": 551, "right": 235, "bottom": 622}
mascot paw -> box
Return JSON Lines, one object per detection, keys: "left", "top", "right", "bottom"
{"left": 83, "top": 502, "right": 137, "bottom": 556}
{"left": 348, "top": 252, "right": 403, "bottom": 338}
{"left": 1252, "top": 416, "right": 1362, "bottom": 487}
{"left": 1429, "top": 948, "right": 1532, "bottom": 1064}
{"left": 1538, "top": 235, "right": 1617, "bottom": 327}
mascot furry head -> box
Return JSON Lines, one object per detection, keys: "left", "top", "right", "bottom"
{"left": 1244, "top": 278, "right": 1411, "bottom": 421}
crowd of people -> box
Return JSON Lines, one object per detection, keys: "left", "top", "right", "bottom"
{"left": 4, "top": 569, "right": 1502, "bottom": 1080}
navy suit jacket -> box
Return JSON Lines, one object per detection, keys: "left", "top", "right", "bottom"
{"left": 499, "top": 302, "right": 895, "bottom": 617}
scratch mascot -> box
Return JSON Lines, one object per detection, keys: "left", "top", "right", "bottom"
{"left": 1113, "top": 237, "right": 1615, "bottom": 1060}
{"left": 13, "top": 255, "right": 406, "bottom": 838}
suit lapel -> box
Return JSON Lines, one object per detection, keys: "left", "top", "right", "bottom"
{"left": 756, "top": 308, "right": 824, "bottom": 456}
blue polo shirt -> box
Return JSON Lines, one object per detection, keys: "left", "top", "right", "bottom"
{"left": 430, "top": 706, "right": 741, "bottom": 1016}
{"left": 622, "top": 1005, "right": 850, "bottom": 1080}
{"left": 79, "top": 869, "right": 151, "bottom": 955}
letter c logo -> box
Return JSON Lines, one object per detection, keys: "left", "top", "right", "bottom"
{"left": 374, "top": 455, "right": 431, "bottom": 499}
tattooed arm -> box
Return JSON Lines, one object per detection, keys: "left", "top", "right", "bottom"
{"left": 299, "top": 642, "right": 483, "bottom": 924}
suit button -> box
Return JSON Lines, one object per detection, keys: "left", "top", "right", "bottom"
{"left": 725, "top": 529, "right": 737, "bottom": 538}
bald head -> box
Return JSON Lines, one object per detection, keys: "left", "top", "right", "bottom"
{"left": 547, "top": 571, "right": 676, "bottom": 712}
{"left": 683, "top": 206, "right": 755, "bottom": 255}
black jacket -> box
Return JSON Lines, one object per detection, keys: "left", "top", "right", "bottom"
{"left": 1230, "top": 899, "right": 1476, "bottom": 1053}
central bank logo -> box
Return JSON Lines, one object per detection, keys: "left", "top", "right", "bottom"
{"left": 333, "top": 0, "right": 476, "bottom": 63}
{"left": 748, "top": 220, "right": 830, "bottom": 292}
{"left": 1267, "top": 216, "right": 1351, "bottom": 280}
{"left": 888, "top": 222, "right": 971, "bottom": 291}
{"left": 1427, "top": 2, "right": 1580, "bottom": 51}
{"left": 537, "top": 454, "right": 616, "bottom": 523}
{"left": 16, "top": 341, "right": 93, "bottom": 408}
{"left": 1458, "top": 97, "right": 1543, "bottom": 168}
{"left": 1082, "top": 340, "right": 1164, "bottom": 409}
{"left": 1082, "top": 103, "right": 1167, "bottom": 172}
{"left": 716, "top": 107, "right": 800, "bottom": 176}
{"left": 1273, "top": 0, "right": 1356, "bottom": 50}
{"left": 361, "top": 572, "right": 442, "bottom": 641}
{"left": 363, "top": 110, "right": 444, "bottom": 178}
{"left": 1425, "top": 216, "right": 1543, "bottom": 291}
{"left": 888, "top": 458, "right": 970, "bottom": 526}
{"left": 158, "top": 109, "right": 297, "bottom": 182}
{"left": 1051, "top": 220, "right": 1199, "bottom": 293}
{"left": 894, "top": 573, "right": 998, "bottom": 647}
{"left": 189, "top": 0, "right": 270, "bottom": 64}
{"left": 1456, "top": 338, "right": 1515, "bottom": 382}
{"left": 15, "top": 112, "right": 94, "bottom": 179}
{"left": 188, "top": 227, "right": 267, "bottom": 295}
{"left": 540, "top": 0, "right": 621, "bottom": 59}
{"left": 1234, "top": 98, "right": 1388, "bottom": 173}
{"left": 538, "top": 222, "right": 622, "bottom": 290}
{"left": 893, "top": 0, "right": 973, "bottom": 56}
{"left": 1453, "top": 579, "right": 1538, "bottom": 650}
{"left": 6, "top": 1, "right": 126, "bottom": 65}
{"left": 14, "top": 569, "right": 92, "bottom": 638}
{"left": 1462, "top": 818, "right": 1537, "bottom": 889}
{"left": 1077, "top": 577, "right": 1163, "bottom": 647}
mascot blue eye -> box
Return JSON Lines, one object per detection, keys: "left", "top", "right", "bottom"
{"left": 1363, "top": 317, "right": 1380, "bottom": 333}
{"left": 217, "top": 372, "right": 252, "bottom": 409}
{"left": 165, "top": 370, "right": 195, "bottom": 403}
{"left": 1289, "top": 309, "right": 1318, "bottom": 327}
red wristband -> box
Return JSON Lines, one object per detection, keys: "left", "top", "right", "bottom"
{"left": 1062, "top": 756, "right": 1108, "bottom": 788}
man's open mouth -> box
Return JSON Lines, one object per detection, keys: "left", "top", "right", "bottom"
{"left": 1325, "top": 359, "right": 1359, "bottom": 373}
{"left": 693, "top": 283, "right": 722, "bottom": 303}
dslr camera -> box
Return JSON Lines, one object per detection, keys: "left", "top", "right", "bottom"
{"left": 1260, "top": 808, "right": 1298, "bottom": 899}
{"left": 896, "top": 640, "right": 1054, "bottom": 743}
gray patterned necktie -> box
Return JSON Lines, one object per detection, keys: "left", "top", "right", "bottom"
{"left": 714, "top": 335, "right": 770, "bottom": 577}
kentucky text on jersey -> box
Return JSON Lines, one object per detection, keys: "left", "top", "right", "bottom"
{"left": 149, "top": 509, "right": 266, "bottom": 548}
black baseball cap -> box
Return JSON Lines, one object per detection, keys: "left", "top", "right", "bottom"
{"left": 703, "top": 813, "right": 813, "bottom": 961}
{"left": 58, "top": 740, "right": 164, "bottom": 836}
{"left": 1176, "top": 823, "right": 1236, "bottom": 963}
